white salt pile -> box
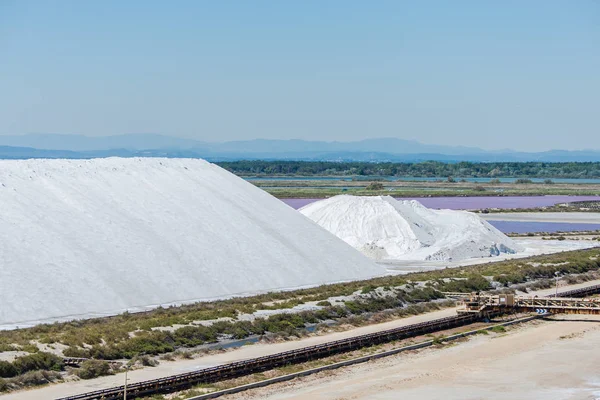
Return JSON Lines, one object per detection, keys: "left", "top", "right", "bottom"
{"left": 0, "top": 158, "right": 383, "bottom": 329}
{"left": 300, "top": 195, "right": 522, "bottom": 261}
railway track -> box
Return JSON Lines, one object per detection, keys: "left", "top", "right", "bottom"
{"left": 56, "top": 283, "right": 600, "bottom": 400}
{"left": 63, "top": 358, "right": 89, "bottom": 367}
{"left": 57, "top": 313, "right": 481, "bottom": 400}
{"left": 547, "top": 283, "right": 600, "bottom": 298}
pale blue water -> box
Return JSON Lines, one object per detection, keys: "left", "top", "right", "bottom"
{"left": 487, "top": 221, "right": 600, "bottom": 234}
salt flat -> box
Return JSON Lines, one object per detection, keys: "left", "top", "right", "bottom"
{"left": 0, "top": 158, "right": 383, "bottom": 329}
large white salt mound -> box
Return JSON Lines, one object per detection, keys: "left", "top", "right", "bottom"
{"left": 0, "top": 158, "right": 383, "bottom": 329}
{"left": 300, "top": 195, "right": 522, "bottom": 261}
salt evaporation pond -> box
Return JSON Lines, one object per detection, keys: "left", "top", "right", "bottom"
{"left": 282, "top": 195, "right": 600, "bottom": 211}
{"left": 488, "top": 221, "right": 600, "bottom": 234}
{"left": 246, "top": 177, "right": 600, "bottom": 184}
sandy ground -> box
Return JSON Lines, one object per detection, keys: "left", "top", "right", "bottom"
{"left": 482, "top": 212, "right": 600, "bottom": 224}
{"left": 232, "top": 315, "right": 600, "bottom": 400}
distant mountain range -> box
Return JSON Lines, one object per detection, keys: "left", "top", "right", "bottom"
{"left": 0, "top": 134, "right": 599, "bottom": 162}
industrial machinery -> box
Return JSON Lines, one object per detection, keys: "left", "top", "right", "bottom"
{"left": 458, "top": 293, "right": 600, "bottom": 315}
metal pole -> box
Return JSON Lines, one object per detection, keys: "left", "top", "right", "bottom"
{"left": 124, "top": 367, "right": 128, "bottom": 400}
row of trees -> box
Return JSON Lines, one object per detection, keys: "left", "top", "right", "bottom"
{"left": 217, "top": 161, "right": 600, "bottom": 178}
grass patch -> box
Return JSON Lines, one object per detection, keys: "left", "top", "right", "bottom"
{"left": 490, "top": 325, "right": 506, "bottom": 334}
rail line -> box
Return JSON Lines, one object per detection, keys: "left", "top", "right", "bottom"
{"left": 63, "top": 358, "right": 89, "bottom": 367}
{"left": 57, "top": 313, "right": 482, "bottom": 400}
{"left": 547, "top": 283, "right": 600, "bottom": 298}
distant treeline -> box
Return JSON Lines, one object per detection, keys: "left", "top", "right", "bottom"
{"left": 217, "top": 161, "right": 600, "bottom": 178}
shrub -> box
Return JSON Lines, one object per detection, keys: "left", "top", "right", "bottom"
{"left": 20, "top": 344, "right": 39, "bottom": 353}
{"left": 495, "top": 272, "right": 527, "bottom": 286}
{"left": 174, "top": 350, "right": 193, "bottom": 359}
{"left": 0, "top": 377, "right": 7, "bottom": 392}
{"left": 365, "top": 182, "right": 384, "bottom": 191}
{"left": 137, "top": 355, "right": 159, "bottom": 367}
{"left": 432, "top": 335, "right": 445, "bottom": 345}
{"left": 0, "top": 344, "right": 17, "bottom": 352}
{"left": 406, "top": 287, "right": 444, "bottom": 302}
{"left": 544, "top": 179, "right": 554, "bottom": 184}
{"left": 515, "top": 178, "right": 532, "bottom": 184}
{"left": 0, "top": 361, "right": 18, "bottom": 378}
{"left": 473, "top": 186, "right": 485, "bottom": 192}
{"left": 361, "top": 285, "right": 377, "bottom": 294}
{"left": 437, "top": 275, "right": 491, "bottom": 292}
{"left": 75, "top": 360, "right": 112, "bottom": 380}
{"left": 63, "top": 346, "right": 90, "bottom": 358}
{"left": 172, "top": 326, "right": 217, "bottom": 347}
{"left": 117, "top": 334, "right": 175, "bottom": 358}
{"left": 12, "top": 352, "right": 63, "bottom": 374}
{"left": 11, "top": 370, "right": 61, "bottom": 387}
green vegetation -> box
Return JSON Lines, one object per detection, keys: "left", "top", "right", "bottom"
{"left": 11, "top": 352, "right": 63, "bottom": 374}
{"left": 514, "top": 178, "right": 533, "bottom": 184}
{"left": 0, "top": 361, "right": 17, "bottom": 378}
{"left": 75, "top": 360, "right": 112, "bottom": 380}
{"left": 256, "top": 186, "right": 600, "bottom": 199}
{"left": 0, "top": 248, "right": 599, "bottom": 391}
{"left": 478, "top": 203, "right": 600, "bottom": 214}
{"left": 0, "top": 352, "right": 64, "bottom": 392}
{"left": 217, "top": 160, "right": 600, "bottom": 179}
{"left": 490, "top": 325, "right": 506, "bottom": 334}
{"left": 432, "top": 335, "right": 446, "bottom": 345}
{"left": 365, "top": 182, "right": 384, "bottom": 190}
{"left": 0, "top": 370, "right": 61, "bottom": 392}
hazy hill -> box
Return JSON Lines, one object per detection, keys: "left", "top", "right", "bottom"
{"left": 0, "top": 134, "right": 599, "bottom": 162}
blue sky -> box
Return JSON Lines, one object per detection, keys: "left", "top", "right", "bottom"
{"left": 0, "top": 1, "right": 598, "bottom": 151}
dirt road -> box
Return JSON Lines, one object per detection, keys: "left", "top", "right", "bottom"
{"left": 232, "top": 315, "right": 600, "bottom": 400}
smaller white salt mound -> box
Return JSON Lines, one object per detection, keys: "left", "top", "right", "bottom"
{"left": 300, "top": 195, "right": 522, "bottom": 261}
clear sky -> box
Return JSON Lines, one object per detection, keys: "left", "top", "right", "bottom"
{"left": 0, "top": 1, "right": 598, "bottom": 151}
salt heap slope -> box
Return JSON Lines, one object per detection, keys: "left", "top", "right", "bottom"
{"left": 300, "top": 195, "right": 522, "bottom": 261}
{"left": 0, "top": 159, "right": 383, "bottom": 329}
